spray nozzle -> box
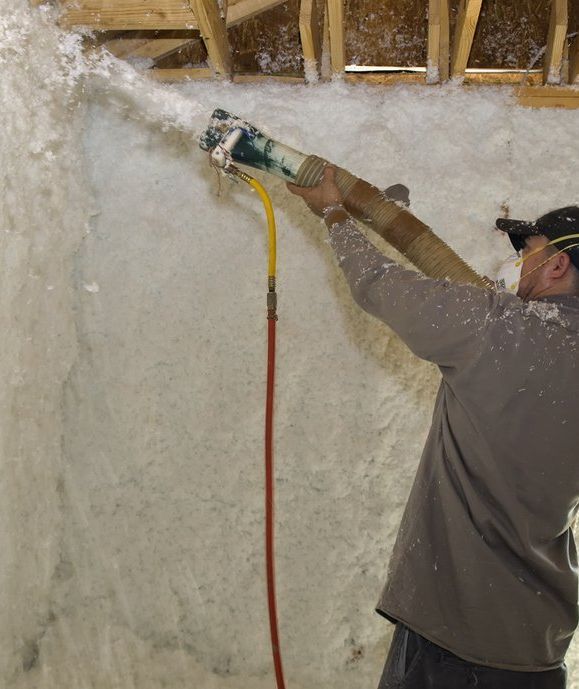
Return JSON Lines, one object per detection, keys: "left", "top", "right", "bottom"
{"left": 209, "top": 127, "right": 244, "bottom": 171}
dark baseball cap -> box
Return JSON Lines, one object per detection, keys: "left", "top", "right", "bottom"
{"left": 496, "top": 206, "right": 579, "bottom": 270}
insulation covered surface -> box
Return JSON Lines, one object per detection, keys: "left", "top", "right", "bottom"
{"left": 2, "top": 2, "right": 579, "bottom": 687}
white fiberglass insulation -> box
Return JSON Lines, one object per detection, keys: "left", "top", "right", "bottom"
{"left": 2, "top": 2, "right": 579, "bottom": 687}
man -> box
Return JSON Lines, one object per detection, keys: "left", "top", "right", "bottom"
{"left": 287, "top": 166, "right": 579, "bottom": 689}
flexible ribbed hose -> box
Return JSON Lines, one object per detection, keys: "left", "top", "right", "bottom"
{"left": 200, "top": 110, "right": 493, "bottom": 289}
{"left": 295, "top": 156, "right": 493, "bottom": 289}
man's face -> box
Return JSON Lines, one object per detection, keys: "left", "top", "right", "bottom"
{"left": 517, "top": 235, "right": 550, "bottom": 300}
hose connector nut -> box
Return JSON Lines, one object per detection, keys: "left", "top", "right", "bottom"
{"left": 267, "top": 292, "right": 277, "bottom": 312}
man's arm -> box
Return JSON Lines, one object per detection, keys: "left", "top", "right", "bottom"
{"left": 287, "top": 168, "right": 502, "bottom": 369}
{"left": 324, "top": 206, "right": 500, "bottom": 368}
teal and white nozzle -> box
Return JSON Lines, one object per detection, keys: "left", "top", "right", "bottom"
{"left": 199, "top": 109, "right": 309, "bottom": 182}
{"left": 199, "top": 109, "right": 492, "bottom": 289}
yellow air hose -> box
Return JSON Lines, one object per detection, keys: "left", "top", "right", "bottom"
{"left": 232, "top": 167, "right": 277, "bottom": 279}
{"left": 228, "top": 167, "right": 286, "bottom": 689}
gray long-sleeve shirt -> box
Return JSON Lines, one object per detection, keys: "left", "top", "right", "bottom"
{"left": 327, "top": 213, "right": 579, "bottom": 671}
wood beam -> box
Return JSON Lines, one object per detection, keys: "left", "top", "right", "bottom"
{"left": 232, "top": 73, "right": 304, "bottom": 83}
{"left": 58, "top": 0, "right": 287, "bottom": 30}
{"left": 226, "top": 0, "right": 287, "bottom": 27}
{"left": 147, "top": 67, "right": 213, "bottom": 80}
{"left": 326, "top": 0, "right": 345, "bottom": 74}
{"left": 427, "top": 0, "right": 440, "bottom": 83}
{"left": 517, "top": 86, "right": 579, "bottom": 109}
{"left": 146, "top": 70, "right": 302, "bottom": 82}
{"left": 299, "top": 0, "right": 323, "bottom": 68}
{"left": 543, "top": 0, "right": 568, "bottom": 85}
{"left": 190, "top": 0, "right": 232, "bottom": 76}
{"left": 451, "top": 0, "right": 482, "bottom": 79}
{"left": 571, "top": 37, "right": 579, "bottom": 84}
{"left": 58, "top": 1, "right": 199, "bottom": 30}
{"left": 427, "top": 0, "right": 449, "bottom": 83}
{"left": 345, "top": 73, "right": 425, "bottom": 86}
{"left": 104, "top": 37, "right": 201, "bottom": 60}
{"left": 139, "top": 69, "right": 561, "bottom": 104}
{"left": 343, "top": 73, "right": 542, "bottom": 87}
{"left": 320, "top": 2, "right": 331, "bottom": 79}
{"left": 439, "top": 0, "right": 449, "bottom": 82}
{"left": 464, "top": 72, "right": 541, "bottom": 86}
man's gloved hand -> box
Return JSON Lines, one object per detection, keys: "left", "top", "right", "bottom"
{"left": 287, "top": 165, "right": 410, "bottom": 218}
{"left": 286, "top": 165, "right": 344, "bottom": 217}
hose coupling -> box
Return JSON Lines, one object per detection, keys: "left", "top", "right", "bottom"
{"left": 267, "top": 292, "right": 277, "bottom": 318}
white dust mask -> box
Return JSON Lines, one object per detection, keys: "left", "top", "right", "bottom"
{"left": 495, "top": 253, "right": 522, "bottom": 293}
{"left": 495, "top": 234, "right": 579, "bottom": 294}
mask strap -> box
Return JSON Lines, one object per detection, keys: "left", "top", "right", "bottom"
{"left": 511, "top": 234, "right": 579, "bottom": 287}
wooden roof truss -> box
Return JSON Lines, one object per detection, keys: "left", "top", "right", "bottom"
{"left": 39, "top": 1, "right": 579, "bottom": 108}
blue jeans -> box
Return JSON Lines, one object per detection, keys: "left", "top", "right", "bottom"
{"left": 377, "top": 624, "right": 567, "bottom": 688}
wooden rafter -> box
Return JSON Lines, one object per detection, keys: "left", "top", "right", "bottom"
{"left": 571, "top": 36, "right": 579, "bottom": 85}
{"left": 105, "top": 36, "right": 201, "bottom": 60}
{"left": 451, "top": 0, "right": 482, "bottom": 79}
{"left": 58, "top": 0, "right": 287, "bottom": 30}
{"left": 326, "top": 0, "right": 344, "bottom": 74}
{"left": 299, "top": 0, "right": 323, "bottom": 68}
{"left": 543, "top": 0, "right": 568, "bottom": 85}
{"left": 43, "top": 0, "right": 579, "bottom": 110}
{"left": 320, "top": 3, "right": 331, "bottom": 79}
{"left": 438, "top": 0, "right": 449, "bottom": 82}
{"left": 58, "top": 1, "right": 199, "bottom": 31}
{"left": 427, "top": 0, "right": 449, "bottom": 83}
{"left": 190, "top": 0, "right": 231, "bottom": 75}
{"left": 227, "top": 0, "right": 287, "bottom": 27}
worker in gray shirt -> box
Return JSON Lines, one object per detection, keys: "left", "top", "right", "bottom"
{"left": 287, "top": 166, "right": 579, "bottom": 688}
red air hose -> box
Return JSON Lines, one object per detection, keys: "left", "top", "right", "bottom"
{"left": 225, "top": 165, "right": 286, "bottom": 688}
{"left": 265, "top": 311, "right": 286, "bottom": 689}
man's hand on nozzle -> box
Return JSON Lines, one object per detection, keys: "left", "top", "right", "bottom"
{"left": 286, "top": 165, "right": 344, "bottom": 218}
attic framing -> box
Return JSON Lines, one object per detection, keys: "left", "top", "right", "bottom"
{"left": 571, "top": 36, "right": 579, "bottom": 84}
{"left": 299, "top": 0, "right": 324, "bottom": 75}
{"left": 450, "top": 0, "right": 482, "bottom": 79}
{"left": 543, "top": 0, "right": 568, "bottom": 84}
{"left": 42, "top": 0, "right": 579, "bottom": 109}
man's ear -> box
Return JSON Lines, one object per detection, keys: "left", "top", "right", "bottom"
{"left": 549, "top": 251, "right": 572, "bottom": 279}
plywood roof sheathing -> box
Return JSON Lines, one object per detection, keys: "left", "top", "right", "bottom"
{"left": 326, "top": 0, "right": 345, "bottom": 74}
{"left": 427, "top": 0, "right": 450, "bottom": 83}
{"left": 299, "top": 0, "right": 323, "bottom": 69}
{"left": 190, "top": 0, "right": 232, "bottom": 76}
{"left": 451, "top": 0, "right": 482, "bottom": 79}
{"left": 543, "top": 0, "right": 568, "bottom": 85}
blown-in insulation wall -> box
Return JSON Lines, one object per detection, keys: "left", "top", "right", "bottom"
{"left": 3, "top": 2, "right": 579, "bottom": 687}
